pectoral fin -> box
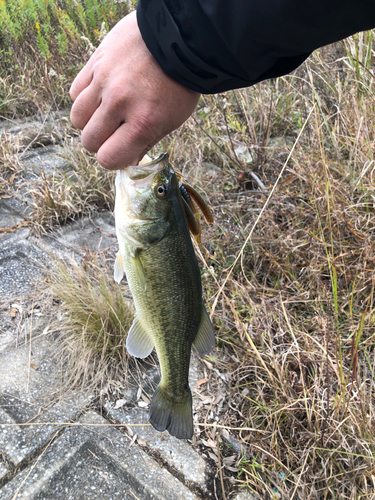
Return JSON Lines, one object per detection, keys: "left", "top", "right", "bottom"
{"left": 126, "top": 315, "right": 154, "bottom": 358}
{"left": 132, "top": 249, "right": 147, "bottom": 292}
{"left": 193, "top": 306, "right": 215, "bottom": 355}
{"left": 114, "top": 251, "right": 125, "bottom": 284}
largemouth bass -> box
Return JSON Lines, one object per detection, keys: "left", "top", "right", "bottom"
{"left": 114, "top": 153, "right": 215, "bottom": 439}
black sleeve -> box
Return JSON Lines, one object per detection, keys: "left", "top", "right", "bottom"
{"left": 137, "top": 0, "right": 375, "bottom": 94}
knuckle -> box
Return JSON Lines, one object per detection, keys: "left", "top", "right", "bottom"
{"left": 130, "top": 110, "right": 160, "bottom": 142}
{"left": 104, "top": 84, "right": 127, "bottom": 110}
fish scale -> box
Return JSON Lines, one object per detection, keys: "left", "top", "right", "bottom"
{"left": 135, "top": 237, "right": 200, "bottom": 398}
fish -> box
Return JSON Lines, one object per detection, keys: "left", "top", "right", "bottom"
{"left": 114, "top": 153, "right": 215, "bottom": 439}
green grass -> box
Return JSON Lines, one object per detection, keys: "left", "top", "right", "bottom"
{"left": 0, "top": 0, "right": 129, "bottom": 116}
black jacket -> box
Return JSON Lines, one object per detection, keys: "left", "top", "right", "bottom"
{"left": 137, "top": 0, "right": 375, "bottom": 94}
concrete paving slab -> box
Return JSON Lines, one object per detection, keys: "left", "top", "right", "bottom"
{"left": 0, "top": 332, "right": 11, "bottom": 353}
{"left": 0, "top": 411, "right": 200, "bottom": 500}
{"left": 22, "top": 145, "right": 71, "bottom": 179}
{"left": 43, "top": 212, "right": 116, "bottom": 253}
{"left": 0, "top": 197, "right": 30, "bottom": 229}
{"left": 0, "top": 113, "right": 68, "bottom": 149}
{"left": 0, "top": 394, "right": 89, "bottom": 468}
{"left": 0, "top": 227, "right": 30, "bottom": 251}
{"left": 0, "top": 240, "right": 50, "bottom": 297}
{"left": 108, "top": 406, "right": 209, "bottom": 488}
{"left": 0, "top": 462, "right": 9, "bottom": 481}
{"left": 107, "top": 356, "right": 209, "bottom": 488}
{"left": 0, "top": 337, "right": 94, "bottom": 467}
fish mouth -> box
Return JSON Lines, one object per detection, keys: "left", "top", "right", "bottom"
{"left": 127, "top": 153, "right": 170, "bottom": 181}
{"left": 115, "top": 153, "right": 172, "bottom": 225}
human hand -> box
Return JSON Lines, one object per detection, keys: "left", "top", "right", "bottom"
{"left": 70, "top": 11, "right": 200, "bottom": 169}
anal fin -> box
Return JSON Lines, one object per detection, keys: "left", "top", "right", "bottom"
{"left": 193, "top": 305, "right": 215, "bottom": 356}
{"left": 126, "top": 314, "right": 154, "bottom": 358}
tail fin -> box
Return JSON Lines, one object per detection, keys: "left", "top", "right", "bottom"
{"left": 149, "top": 385, "right": 193, "bottom": 440}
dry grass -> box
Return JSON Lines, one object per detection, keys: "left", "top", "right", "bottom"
{"left": 0, "top": 131, "right": 21, "bottom": 174}
{"left": 161, "top": 37, "right": 375, "bottom": 499}
{"left": 47, "top": 252, "right": 134, "bottom": 393}
{"left": 29, "top": 143, "right": 115, "bottom": 230}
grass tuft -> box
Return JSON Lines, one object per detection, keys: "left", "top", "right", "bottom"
{"left": 48, "top": 253, "right": 134, "bottom": 392}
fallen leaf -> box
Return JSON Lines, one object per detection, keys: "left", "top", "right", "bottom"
{"left": 9, "top": 307, "right": 18, "bottom": 318}
{"left": 137, "top": 437, "right": 147, "bottom": 446}
{"left": 225, "top": 465, "right": 239, "bottom": 472}
{"left": 201, "top": 438, "right": 217, "bottom": 449}
{"left": 114, "top": 399, "right": 127, "bottom": 409}
{"left": 208, "top": 451, "right": 219, "bottom": 463}
{"left": 221, "top": 429, "right": 230, "bottom": 441}
{"left": 138, "top": 401, "right": 148, "bottom": 408}
{"left": 141, "top": 394, "right": 150, "bottom": 404}
{"left": 196, "top": 378, "right": 209, "bottom": 387}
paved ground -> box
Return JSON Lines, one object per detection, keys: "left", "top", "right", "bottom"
{"left": 0, "top": 115, "right": 259, "bottom": 499}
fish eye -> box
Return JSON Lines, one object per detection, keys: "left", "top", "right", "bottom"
{"left": 156, "top": 183, "right": 167, "bottom": 197}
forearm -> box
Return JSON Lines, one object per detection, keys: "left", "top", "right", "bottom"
{"left": 137, "top": 0, "right": 375, "bottom": 94}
